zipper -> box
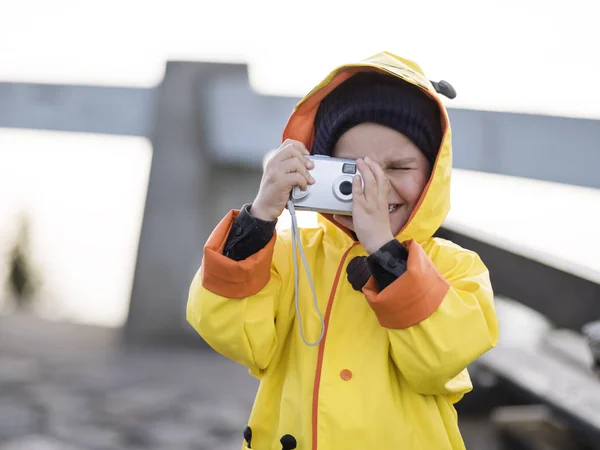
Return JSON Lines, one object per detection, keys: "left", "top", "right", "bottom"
{"left": 311, "top": 243, "right": 358, "bottom": 450}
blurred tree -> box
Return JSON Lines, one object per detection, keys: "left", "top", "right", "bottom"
{"left": 5, "top": 215, "right": 41, "bottom": 311}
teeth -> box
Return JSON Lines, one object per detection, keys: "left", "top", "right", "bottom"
{"left": 388, "top": 205, "right": 398, "bottom": 212}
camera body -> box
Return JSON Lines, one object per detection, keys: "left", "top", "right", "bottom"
{"left": 290, "top": 155, "right": 359, "bottom": 216}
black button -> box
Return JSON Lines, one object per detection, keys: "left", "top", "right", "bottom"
{"left": 234, "top": 226, "right": 243, "bottom": 236}
{"left": 387, "top": 258, "right": 398, "bottom": 268}
{"left": 280, "top": 434, "right": 297, "bottom": 449}
{"left": 339, "top": 180, "right": 353, "bottom": 195}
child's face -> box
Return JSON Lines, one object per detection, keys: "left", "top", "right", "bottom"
{"left": 333, "top": 122, "right": 432, "bottom": 236}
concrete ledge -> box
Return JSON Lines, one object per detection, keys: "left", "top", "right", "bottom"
{"left": 445, "top": 169, "right": 600, "bottom": 284}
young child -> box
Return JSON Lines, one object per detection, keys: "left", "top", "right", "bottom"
{"left": 187, "top": 51, "right": 498, "bottom": 450}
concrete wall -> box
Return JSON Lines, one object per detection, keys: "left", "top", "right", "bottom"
{"left": 122, "top": 63, "right": 265, "bottom": 346}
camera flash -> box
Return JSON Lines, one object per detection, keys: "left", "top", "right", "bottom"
{"left": 342, "top": 163, "right": 356, "bottom": 174}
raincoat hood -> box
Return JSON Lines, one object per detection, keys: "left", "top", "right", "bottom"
{"left": 282, "top": 51, "right": 452, "bottom": 244}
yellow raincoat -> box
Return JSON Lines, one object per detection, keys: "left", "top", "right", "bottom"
{"left": 187, "top": 51, "right": 499, "bottom": 450}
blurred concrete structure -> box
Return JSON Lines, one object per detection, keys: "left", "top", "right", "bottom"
{"left": 123, "top": 62, "right": 294, "bottom": 345}
{"left": 1, "top": 61, "right": 600, "bottom": 346}
{"left": 3, "top": 59, "right": 600, "bottom": 449}
{"left": 0, "top": 313, "right": 257, "bottom": 450}
{"left": 0, "top": 83, "right": 155, "bottom": 137}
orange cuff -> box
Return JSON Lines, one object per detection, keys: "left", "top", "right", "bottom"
{"left": 362, "top": 240, "right": 449, "bottom": 329}
{"left": 200, "top": 210, "right": 276, "bottom": 299}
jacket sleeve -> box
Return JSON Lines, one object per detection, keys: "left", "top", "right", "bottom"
{"left": 362, "top": 238, "right": 499, "bottom": 401}
{"left": 223, "top": 203, "right": 277, "bottom": 261}
{"left": 186, "top": 210, "right": 294, "bottom": 378}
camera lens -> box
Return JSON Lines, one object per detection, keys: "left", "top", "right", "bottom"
{"left": 339, "top": 180, "right": 353, "bottom": 195}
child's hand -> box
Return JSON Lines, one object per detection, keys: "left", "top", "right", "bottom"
{"left": 334, "top": 157, "right": 395, "bottom": 254}
{"left": 251, "top": 139, "right": 315, "bottom": 221}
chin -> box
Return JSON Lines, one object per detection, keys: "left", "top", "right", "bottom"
{"left": 391, "top": 219, "right": 408, "bottom": 237}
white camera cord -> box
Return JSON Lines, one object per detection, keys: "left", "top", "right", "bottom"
{"left": 286, "top": 200, "right": 324, "bottom": 347}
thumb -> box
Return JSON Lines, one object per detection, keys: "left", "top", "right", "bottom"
{"left": 333, "top": 214, "right": 355, "bottom": 231}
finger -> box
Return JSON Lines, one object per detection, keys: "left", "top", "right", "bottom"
{"left": 277, "top": 140, "right": 310, "bottom": 161}
{"left": 278, "top": 158, "right": 315, "bottom": 184}
{"left": 275, "top": 143, "right": 314, "bottom": 171}
{"left": 366, "top": 157, "right": 389, "bottom": 200}
{"left": 352, "top": 174, "right": 364, "bottom": 201}
{"left": 283, "top": 172, "right": 308, "bottom": 191}
{"left": 282, "top": 139, "right": 310, "bottom": 155}
{"left": 332, "top": 214, "right": 355, "bottom": 231}
{"left": 277, "top": 143, "right": 304, "bottom": 161}
{"left": 356, "top": 158, "right": 375, "bottom": 200}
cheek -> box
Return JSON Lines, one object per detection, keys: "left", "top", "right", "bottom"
{"left": 390, "top": 173, "right": 429, "bottom": 205}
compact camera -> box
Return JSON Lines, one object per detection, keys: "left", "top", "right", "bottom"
{"left": 290, "top": 155, "right": 361, "bottom": 216}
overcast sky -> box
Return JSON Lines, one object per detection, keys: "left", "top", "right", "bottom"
{"left": 1, "top": 0, "right": 599, "bottom": 118}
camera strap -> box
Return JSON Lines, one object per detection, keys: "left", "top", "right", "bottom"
{"left": 286, "top": 200, "right": 324, "bottom": 347}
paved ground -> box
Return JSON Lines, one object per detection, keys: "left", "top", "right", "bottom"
{"left": 0, "top": 313, "right": 497, "bottom": 450}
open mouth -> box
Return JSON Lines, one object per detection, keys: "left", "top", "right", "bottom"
{"left": 388, "top": 204, "right": 401, "bottom": 213}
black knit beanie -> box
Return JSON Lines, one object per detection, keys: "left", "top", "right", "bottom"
{"left": 312, "top": 72, "right": 443, "bottom": 165}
